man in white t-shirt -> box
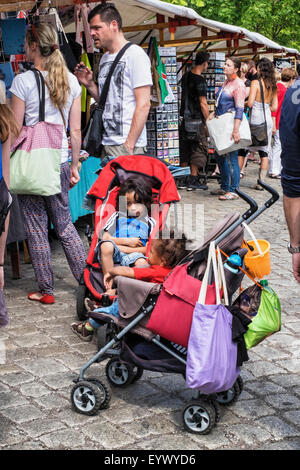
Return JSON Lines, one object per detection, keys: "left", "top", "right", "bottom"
{"left": 75, "top": 3, "right": 152, "bottom": 158}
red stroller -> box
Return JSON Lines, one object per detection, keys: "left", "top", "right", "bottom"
{"left": 76, "top": 154, "right": 180, "bottom": 320}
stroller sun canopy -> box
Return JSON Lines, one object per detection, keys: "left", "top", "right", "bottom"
{"left": 87, "top": 155, "right": 180, "bottom": 205}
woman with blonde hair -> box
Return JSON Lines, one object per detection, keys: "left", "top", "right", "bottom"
{"left": 0, "top": 102, "right": 19, "bottom": 325}
{"left": 10, "top": 23, "right": 86, "bottom": 304}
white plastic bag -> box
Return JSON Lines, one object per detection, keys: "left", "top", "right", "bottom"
{"left": 207, "top": 112, "right": 252, "bottom": 155}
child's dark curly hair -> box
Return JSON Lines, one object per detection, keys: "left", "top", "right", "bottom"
{"left": 155, "top": 231, "right": 189, "bottom": 268}
{"left": 118, "top": 175, "right": 153, "bottom": 211}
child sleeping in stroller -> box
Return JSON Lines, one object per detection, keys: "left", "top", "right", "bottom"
{"left": 96, "top": 175, "right": 156, "bottom": 291}
{"left": 71, "top": 234, "right": 187, "bottom": 341}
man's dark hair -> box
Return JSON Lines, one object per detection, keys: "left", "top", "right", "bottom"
{"left": 297, "top": 63, "right": 300, "bottom": 77}
{"left": 88, "top": 3, "right": 122, "bottom": 30}
{"left": 195, "top": 50, "right": 210, "bottom": 66}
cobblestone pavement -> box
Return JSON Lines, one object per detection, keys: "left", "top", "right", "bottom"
{"left": 0, "top": 163, "right": 299, "bottom": 451}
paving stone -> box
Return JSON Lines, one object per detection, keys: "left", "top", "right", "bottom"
{"left": 283, "top": 410, "right": 300, "bottom": 427}
{"left": 230, "top": 399, "right": 276, "bottom": 419}
{"left": 0, "top": 372, "right": 34, "bottom": 387}
{"left": 227, "top": 423, "right": 273, "bottom": 446}
{"left": 264, "top": 393, "right": 300, "bottom": 410}
{"left": 39, "top": 428, "right": 87, "bottom": 449}
{"left": 258, "top": 416, "right": 300, "bottom": 440}
{"left": 1, "top": 165, "right": 300, "bottom": 450}
{"left": 0, "top": 405, "right": 44, "bottom": 424}
{"left": 18, "top": 357, "right": 69, "bottom": 377}
{"left": 82, "top": 420, "right": 135, "bottom": 449}
{"left": 18, "top": 418, "right": 67, "bottom": 439}
{"left": 0, "top": 391, "right": 30, "bottom": 409}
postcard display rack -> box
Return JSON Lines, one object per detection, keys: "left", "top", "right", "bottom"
{"left": 202, "top": 52, "right": 226, "bottom": 113}
{"left": 147, "top": 47, "right": 180, "bottom": 166}
{"left": 202, "top": 52, "right": 226, "bottom": 163}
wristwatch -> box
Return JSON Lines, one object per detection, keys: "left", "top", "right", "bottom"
{"left": 287, "top": 242, "right": 300, "bottom": 254}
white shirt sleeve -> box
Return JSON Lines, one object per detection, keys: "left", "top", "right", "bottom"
{"left": 10, "top": 73, "right": 29, "bottom": 101}
{"left": 128, "top": 45, "right": 153, "bottom": 90}
{"left": 68, "top": 72, "right": 82, "bottom": 100}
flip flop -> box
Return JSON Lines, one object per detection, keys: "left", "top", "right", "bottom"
{"left": 28, "top": 291, "right": 55, "bottom": 304}
{"left": 219, "top": 193, "right": 238, "bottom": 200}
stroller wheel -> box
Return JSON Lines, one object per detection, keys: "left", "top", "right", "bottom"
{"left": 85, "top": 377, "right": 111, "bottom": 410}
{"left": 236, "top": 376, "right": 244, "bottom": 394}
{"left": 97, "top": 323, "right": 116, "bottom": 352}
{"left": 208, "top": 398, "right": 221, "bottom": 424}
{"left": 216, "top": 380, "right": 241, "bottom": 406}
{"left": 182, "top": 400, "right": 215, "bottom": 435}
{"left": 105, "top": 358, "right": 135, "bottom": 387}
{"left": 76, "top": 284, "right": 88, "bottom": 321}
{"left": 71, "top": 380, "right": 104, "bottom": 415}
{"left": 131, "top": 366, "right": 144, "bottom": 383}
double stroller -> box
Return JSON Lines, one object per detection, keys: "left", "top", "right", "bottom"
{"left": 70, "top": 154, "right": 279, "bottom": 435}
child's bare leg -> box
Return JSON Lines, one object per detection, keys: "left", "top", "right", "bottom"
{"left": 134, "top": 258, "right": 149, "bottom": 267}
{"left": 100, "top": 242, "right": 115, "bottom": 289}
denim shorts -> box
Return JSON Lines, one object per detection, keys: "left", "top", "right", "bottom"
{"left": 96, "top": 239, "right": 146, "bottom": 267}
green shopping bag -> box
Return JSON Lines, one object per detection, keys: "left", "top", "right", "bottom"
{"left": 234, "top": 283, "right": 281, "bottom": 349}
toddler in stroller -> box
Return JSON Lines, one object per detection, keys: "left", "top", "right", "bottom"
{"left": 95, "top": 174, "right": 156, "bottom": 290}
{"left": 71, "top": 234, "right": 188, "bottom": 341}
{"left": 76, "top": 154, "right": 180, "bottom": 320}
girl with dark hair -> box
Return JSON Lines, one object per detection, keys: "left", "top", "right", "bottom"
{"left": 247, "top": 58, "right": 278, "bottom": 190}
{"left": 72, "top": 234, "right": 187, "bottom": 342}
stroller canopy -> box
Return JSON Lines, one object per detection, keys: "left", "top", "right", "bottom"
{"left": 87, "top": 155, "right": 180, "bottom": 205}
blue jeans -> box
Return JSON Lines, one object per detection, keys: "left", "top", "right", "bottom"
{"left": 216, "top": 150, "right": 240, "bottom": 193}
{"left": 95, "top": 240, "right": 146, "bottom": 267}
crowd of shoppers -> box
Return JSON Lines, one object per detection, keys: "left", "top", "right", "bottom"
{"left": 1, "top": 0, "right": 300, "bottom": 323}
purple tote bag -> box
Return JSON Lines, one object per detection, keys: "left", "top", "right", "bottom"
{"left": 186, "top": 244, "right": 240, "bottom": 393}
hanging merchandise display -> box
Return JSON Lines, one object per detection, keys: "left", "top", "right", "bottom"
{"left": 0, "top": 18, "right": 26, "bottom": 55}
{"left": 147, "top": 40, "right": 180, "bottom": 165}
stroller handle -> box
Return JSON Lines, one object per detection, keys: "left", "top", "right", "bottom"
{"left": 235, "top": 188, "right": 258, "bottom": 220}
{"left": 245, "top": 178, "right": 280, "bottom": 225}
{"left": 257, "top": 178, "right": 280, "bottom": 207}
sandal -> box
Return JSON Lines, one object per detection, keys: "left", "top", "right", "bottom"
{"left": 219, "top": 193, "right": 238, "bottom": 200}
{"left": 71, "top": 321, "right": 94, "bottom": 342}
{"left": 28, "top": 291, "right": 55, "bottom": 304}
{"left": 211, "top": 171, "right": 220, "bottom": 177}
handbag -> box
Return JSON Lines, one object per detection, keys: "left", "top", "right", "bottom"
{"left": 10, "top": 69, "right": 64, "bottom": 196}
{"left": 206, "top": 86, "right": 252, "bottom": 155}
{"left": 249, "top": 79, "right": 268, "bottom": 147}
{"left": 146, "top": 262, "right": 218, "bottom": 348}
{"left": 233, "top": 282, "right": 281, "bottom": 349}
{"left": 82, "top": 42, "right": 133, "bottom": 157}
{"left": 186, "top": 243, "right": 240, "bottom": 393}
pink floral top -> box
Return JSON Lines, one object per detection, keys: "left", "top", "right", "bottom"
{"left": 215, "top": 77, "right": 247, "bottom": 121}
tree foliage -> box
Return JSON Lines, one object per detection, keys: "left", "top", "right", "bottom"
{"left": 162, "top": 0, "right": 300, "bottom": 50}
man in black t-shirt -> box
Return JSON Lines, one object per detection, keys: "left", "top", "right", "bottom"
{"left": 178, "top": 50, "right": 210, "bottom": 191}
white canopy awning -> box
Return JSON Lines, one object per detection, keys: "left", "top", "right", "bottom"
{"left": 0, "top": 0, "right": 298, "bottom": 56}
